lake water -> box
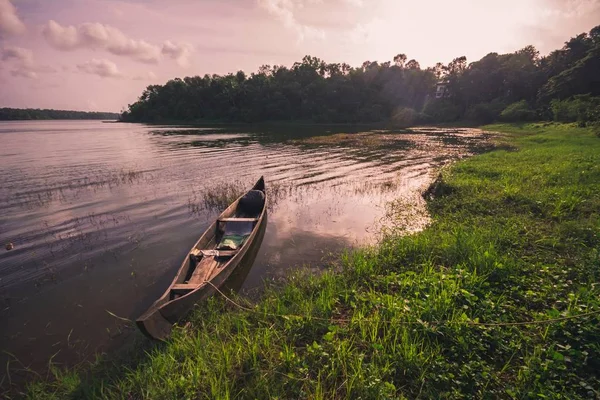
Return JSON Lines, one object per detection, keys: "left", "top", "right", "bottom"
{"left": 0, "top": 121, "right": 491, "bottom": 384}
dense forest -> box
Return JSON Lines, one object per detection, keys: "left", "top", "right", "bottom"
{"left": 0, "top": 108, "right": 120, "bottom": 121}
{"left": 122, "top": 25, "right": 600, "bottom": 125}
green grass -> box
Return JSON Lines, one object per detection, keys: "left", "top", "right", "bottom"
{"left": 20, "top": 123, "right": 600, "bottom": 399}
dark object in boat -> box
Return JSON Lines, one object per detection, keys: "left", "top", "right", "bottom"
{"left": 239, "top": 190, "right": 265, "bottom": 214}
{"left": 5, "top": 242, "right": 13, "bottom": 251}
{"left": 136, "top": 177, "right": 267, "bottom": 340}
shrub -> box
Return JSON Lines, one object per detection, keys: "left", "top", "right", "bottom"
{"left": 417, "top": 112, "right": 432, "bottom": 124}
{"left": 589, "top": 122, "right": 600, "bottom": 138}
{"left": 465, "top": 100, "right": 507, "bottom": 124}
{"left": 551, "top": 99, "right": 577, "bottom": 122}
{"left": 499, "top": 100, "right": 538, "bottom": 122}
{"left": 551, "top": 95, "right": 600, "bottom": 124}
{"left": 422, "top": 99, "right": 463, "bottom": 122}
{"left": 357, "top": 104, "right": 385, "bottom": 123}
{"left": 390, "top": 107, "right": 419, "bottom": 127}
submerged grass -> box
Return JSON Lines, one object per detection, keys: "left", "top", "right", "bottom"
{"left": 21, "top": 123, "right": 600, "bottom": 399}
{"left": 293, "top": 131, "right": 412, "bottom": 148}
{"left": 187, "top": 181, "right": 246, "bottom": 215}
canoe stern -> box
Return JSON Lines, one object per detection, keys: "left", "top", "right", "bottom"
{"left": 136, "top": 308, "right": 173, "bottom": 341}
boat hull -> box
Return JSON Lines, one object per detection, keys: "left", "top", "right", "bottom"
{"left": 136, "top": 178, "right": 267, "bottom": 340}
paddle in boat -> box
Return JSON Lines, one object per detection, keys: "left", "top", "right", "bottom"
{"left": 136, "top": 177, "right": 267, "bottom": 340}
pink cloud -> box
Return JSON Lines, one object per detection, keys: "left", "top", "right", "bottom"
{"left": 11, "top": 69, "right": 37, "bottom": 79}
{"left": 42, "top": 20, "right": 197, "bottom": 67}
{"left": 133, "top": 71, "right": 157, "bottom": 81}
{"left": 1, "top": 46, "right": 56, "bottom": 79}
{"left": 541, "top": 0, "right": 600, "bottom": 18}
{"left": 257, "top": 0, "right": 325, "bottom": 41}
{"left": 77, "top": 58, "right": 122, "bottom": 78}
{"left": 161, "top": 40, "right": 193, "bottom": 68}
{"left": 76, "top": 58, "right": 157, "bottom": 81}
{"left": 0, "top": 0, "right": 25, "bottom": 37}
{"left": 43, "top": 20, "right": 162, "bottom": 63}
{"left": 2, "top": 46, "right": 33, "bottom": 66}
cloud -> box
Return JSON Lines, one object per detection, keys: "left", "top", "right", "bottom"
{"left": 257, "top": 0, "right": 325, "bottom": 41}
{"left": 77, "top": 58, "right": 122, "bottom": 78}
{"left": 43, "top": 20, "right": 162, "bottom": 63}
{"left": 0, "top": 0, "right": 26, "bottom": 37}
{"left": 162, "top": 40, "right": 193, "bottom": 68}
{"left": 112, "top": 8, "right": 124, "bottom": 19}
{"left": 348, "top": 18, "right": 383, "bottom": 44}
{"left": 86, "top": 100, "right": 98, "bottom": 111}
{"left": 11, "top": 69, "right": 37, "bottom": 79}
{"left": 541, "top": 0, "right": 600, "bottom": 18}
{"left": 42, "top": 20, "right": 196, "bottom": 67}
{"left": 1, "top": 46, "right": 56, "bottom": 79}
{"left": 77, "top": 60, "right": 157, "bottom": 81}
{"left": 343, "top": 0, "right": 364, "bottom": 6}
{"left": 2, "top": 46, "right": 33, "bottom": 67}
{"left": 133, "top": 71, "right": 157, "bottom": 80}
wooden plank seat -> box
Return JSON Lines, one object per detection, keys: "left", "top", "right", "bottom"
{"left": 175, "top": 248, "right": 240, "bottom": 291}
{"left": 218, "top": 217, "right": 259, "bottom": 223}
{"left": 171, "top": 283, "right": 198, "bottom": 294}
{"left": 190, "top": 249, "right": 237, "bottom": 258}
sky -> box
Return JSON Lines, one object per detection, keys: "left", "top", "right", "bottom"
{"left": 0, "top": 0, "right": 599, "bottom": 112}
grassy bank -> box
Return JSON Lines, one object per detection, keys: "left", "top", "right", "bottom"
{"left": 24, "top": 123, "right": 600, "bottom": 399}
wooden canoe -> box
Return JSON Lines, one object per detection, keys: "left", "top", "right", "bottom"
{"left": 136, "top": 177, "right": 267, "bottom": 340}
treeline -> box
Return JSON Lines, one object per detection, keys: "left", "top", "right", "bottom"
{"left": 0, "top": 108, "right": 120, "bottom": 121}
{"left": 121, "top": 25, "right": 600, "bottom": 125}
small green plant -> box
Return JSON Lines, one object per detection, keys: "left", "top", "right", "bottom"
{"left": 499, "top": 100, "right": 537, "bottom": 122}
{"left": 390, "top": 107, "right": 418, "bottom": 127}
{"left": 551, "top": 95, "right": 600, "bottom": 125}
{"left": 202, "top": 181, "right": 245, "bottom": 211}
{"left": 592, "top": 122, "right": 600, "bottom": 138}
{"left": 465, "top": 100, "right": 507, "bottom": 124}
{"left": 422, "top": 99, "right": 463, "bottom": 122}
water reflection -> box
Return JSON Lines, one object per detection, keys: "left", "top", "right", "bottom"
{"left": 0, "top": 121, "right": 492, "bottom": 389}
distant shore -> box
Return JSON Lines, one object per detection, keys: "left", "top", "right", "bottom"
{"left": 0, "top": 108, "right": 120, "bottom": 121}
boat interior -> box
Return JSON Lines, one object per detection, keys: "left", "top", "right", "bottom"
{"left": 169, "top": 189, "right": 265, "bottom": 299}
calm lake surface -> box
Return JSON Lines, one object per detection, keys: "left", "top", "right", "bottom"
{"left": 0, "top": 120, "right": 491, "bottom": 381}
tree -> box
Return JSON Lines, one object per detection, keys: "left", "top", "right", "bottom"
{"left": 564, "top": 33, "right": 592, "bottom": 65}
{"left": 591, "top": 25, "right": 600, "bottom": 43}
{"left": 518, "top": 45, "right": 540, "bottom": 64}
{"left": 235, "top": 70, "right": 246, "bottom": 84}
{"left": 406, "top": 59, "right": 421, "bottom": 70}
{"left": 539, "top": 45, "right": 600, "bottom": 101}
{"left": 393, "top": 54, "right": 407, "bottom": 68}
{"left": 445, "top": 56, "right": 467, "bottom": 75}
{"left": 120, "top": 27, "right": 600, "bottom": 125}
{"left": 428, "top": 62, "right": 445, "bottom": 80}
{"left": 258, "top": 65, "right": 273, "bottom": 76}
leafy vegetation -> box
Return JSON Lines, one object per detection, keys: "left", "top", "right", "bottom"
{"left": 464, "top": 99, "right": 507, "bottom": 124}
{"left": 0, "top": 108, "right": 119, "bottom": 121}
{"left": 122, "top": 26, "right": 600, "bottom": 125}
{"left": 21, "top": 123, "right": 600, "bottom": 399}
{"left": 422, "top": 99, "right": 463, "bottom": 123}
{"left": 551, "top": 95, "right": 600, "bottom": 124}
{"left": 498, "top": 101, "right": 537, "bottom": 122}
